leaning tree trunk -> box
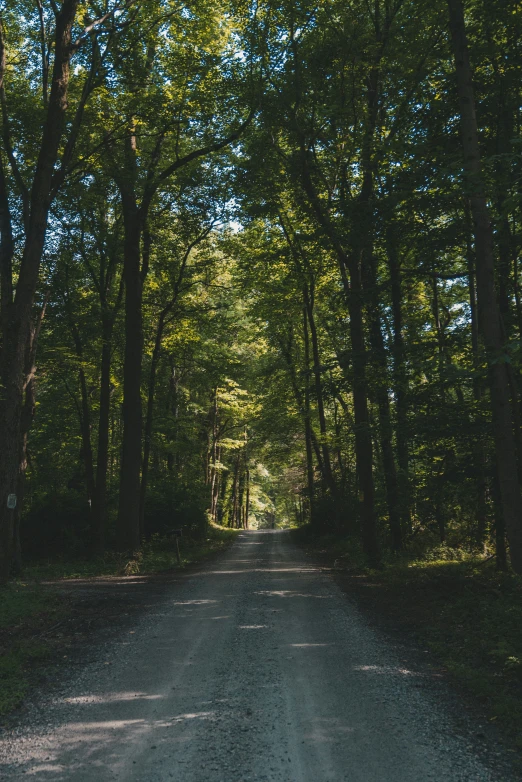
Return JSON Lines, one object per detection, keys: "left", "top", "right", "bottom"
{"left": 447, "top": 0, "right": 522, "bottom": 572}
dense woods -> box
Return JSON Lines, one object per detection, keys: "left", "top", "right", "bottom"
{"left": 1, "top": 0, "right": 522, "bottom": 580}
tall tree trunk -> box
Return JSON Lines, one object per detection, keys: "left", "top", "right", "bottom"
{"left": 139, "top": 313, "right": 165, "bottom": 537}
{"left": 303, "top": 285, "right": 337, "bottom": 496}
{"left": 117, "top": 190, "right": 143, "bottom": 551}
{"left": 231, "top": 452, "right": 241, "bottom": 528}
{"left": 466, "top": 214, "right": 489, "bottom": 550}
{"left": 0, "top": 1, "right": 79, "bottom": 582}
{"left": 298, "top": 150, "right": 380, "bottom": 566}
{"left": 344, "top": 255, "right": 381, "bottom": 566}
{"left": 492, "top": 467, "right": 508, "bottom": 571}
{"left": 363, "top": 253, "right": 402, "bottom": 552}
{"left": 299, "top": 310, "right": 317, "bottom": 523}
{"left": 92, "top": 315, "right": 113, "bottom": 553}
{"left": 67, "top": 302, "right": 97, "bottom": 542}
{"left": 357, "top": 47, "right": 402, "bottom": 552}
{"left": 245, "top": 467, "right": 250, "bottom": 529}
{"left": 280, "top": 329, "right": 325, "bottom": 483}
{"left": 386, "top": 224, "right": 411, "bottom": 534}
{"left": 218, "top": 471, "right": 228, "bottom": 525}
{"left": 447, "top": 0, "right": 522, "bottom": 572}
{"left": 78, "top": 367, "right": 96, "bottom": 512}
{"left": 237, "top": 464, "right": 245, "bottom": 530}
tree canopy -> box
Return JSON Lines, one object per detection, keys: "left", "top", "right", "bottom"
{"left": 1, "top": 0, "right": 522, "bottom": 577}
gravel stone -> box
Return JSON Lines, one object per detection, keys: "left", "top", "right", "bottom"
{"left": 0, "top": 530, "right": 519, "bottom": 780}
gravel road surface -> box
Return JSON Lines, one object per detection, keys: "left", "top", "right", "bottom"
{"left": 0, "top": 530, "right": 516, "bottom": 781}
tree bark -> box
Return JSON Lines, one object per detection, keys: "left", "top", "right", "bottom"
{"left": 0, "top": 1, "right": 79, "bottom": 581}
{"left": 245, "top": 467, "right": 250, "bottom": 529}
{"left": 465, "top": 212, "right": 489, "bottom": 550}
{"left": 116, "top": 187, "right": 143, "bottom": 551}
{"left": 139, "top": 313, "right": 165, "bottom": 538}
{"left": 92, "top": 315, "right": 113, "bottom": 552}
{"left": 447, "top": 0, "right": 522, "bottom": 572}
{"left": 298, "top": 150, "right": 381, "bottom": 566}
{"left": 386, "top": 224, "right": 412, "bottom": 534}
{"left": 363, "top": 252, "right": 402, "bottom": 552}
{"left": 78, "top": 367, "right": 96, "bottom": 511}
{"left": 302, "top": 310, "right": 317, "bottom": 523}
{"left": 303, "top": 284, "right": 337, "bottom": 497}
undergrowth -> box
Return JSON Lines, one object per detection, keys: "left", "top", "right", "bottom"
{"left": 0, "top": 584, "right": 63, "bottom": 715}
{"left": 22, "top": 524, "right": 239, "bottom": 581}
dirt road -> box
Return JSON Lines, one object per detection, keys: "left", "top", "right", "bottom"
{"left": 0, "top": 530, "right": 514, "bottom": 781}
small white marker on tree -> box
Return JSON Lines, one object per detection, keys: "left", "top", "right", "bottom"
{"left": 7, "top": 494, "right": 17, "bottom": 510}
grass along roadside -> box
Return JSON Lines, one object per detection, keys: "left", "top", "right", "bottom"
{"left": 0, "top": 525, "right": 240, "bottom": 717}
{"left": 292, "top": 526, "right": 522, "bottom": 750}
{"left": 22, "top": 524, "right": 240, "bottom": 581}
{"left": 0, "top": 583, "right": 65, "bottom": 715}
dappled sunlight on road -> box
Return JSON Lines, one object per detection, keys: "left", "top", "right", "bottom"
{"left": 239, "top": 625, "right": 268, "bottom": 629}
{"left": 353, "top": 665, "right": 421, "bottom": 677}
{"left": 255, "top": 589, "right": 332, "bottom": 598}
{"left": 304, "top": 716, "right": 356, "bottom": 744}
{"left": 1, "top": 529, "right": 503, "bottom": 782}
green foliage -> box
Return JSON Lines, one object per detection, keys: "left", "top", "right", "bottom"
{"left": 0, "top": 584, "right": 61, "bottom": 715}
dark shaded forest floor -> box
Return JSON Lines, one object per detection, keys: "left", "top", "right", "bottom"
{"left": 0, "top": 527, "right": 239, "bottom": 717}
{"left": 292, "top": 526, "right": 522, "bottom": 758}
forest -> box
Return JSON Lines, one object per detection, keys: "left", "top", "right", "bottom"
{"left": 3, "top": 0, "right": 522, "bottom": 772}
{"left": 0, "top": 0, "right": 522, "bottom": 578}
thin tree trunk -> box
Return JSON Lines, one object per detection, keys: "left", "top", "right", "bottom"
{"left": 447, "top": 0, "right": 522, "bottom": 572}
{"left": 139, "top": 313, "right": 165, "bottom": 537}
{"left": 12, "top": 299, "right": 47, "bottom": 575}
{"left": 117, "top": 179, "right": 143, "bottom": 551}
{"left": 363, "top": 253, "right": 402, "bottom": 552}
{"left": 300, "top": 310, "right": 317, "bottom": 523}
{"left": 492, "top": 467, "right": 507, "bottom": 570}
{"left": 279, "top": 329, "right": 325, "bottom": 482}
{"left": 245, "top": 467, "right": 250, "bottom": 529}
{"left": 231, "top": 452, "right": 241, "bottom": 528}
{"left": 356, "top": 43, "right": 402, "bottom": 552}
{"left": 386, "top": 224, "right": 411, "bottom": 534}
{"left": 304, "top": 284, "right": 337, "bottom": 497}
{"left": 298, "top": 152, "right": 380, "bottom": 565}
{"left": 92, "top": 315, "right": 113, "bottom": 553}
{"left": 466, "top": 221, "right": 488, "bottom": 550}
{"left": 218, "top": 471, "right": 228, "bottom": 525}
{"left": 75, "top": 368, "right": 96, "bottom": 520}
